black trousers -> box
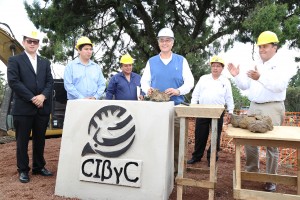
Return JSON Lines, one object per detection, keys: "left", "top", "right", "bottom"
{"left": 14, "top": 114, "right": 49, "bottom": 173}
{"left": 191, "top": 112, "right": 224, "bottom": 161}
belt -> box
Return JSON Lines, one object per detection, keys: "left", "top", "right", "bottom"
{"left": 253, "top": 101, "right": 282, "bottom": 104}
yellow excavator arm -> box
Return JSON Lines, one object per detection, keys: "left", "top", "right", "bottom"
{"left": 0, "top": 24, "right": 24, "bottom": 65}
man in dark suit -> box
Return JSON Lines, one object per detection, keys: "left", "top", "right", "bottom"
{"left": 7, "top": 31, "right": 53, "bottom": 183}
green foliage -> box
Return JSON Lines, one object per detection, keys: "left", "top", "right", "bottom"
{"left": 289, "top": 67, "right": 300, "bottom": 87}
{"left": 22, "top": 0, "right": 257, "bottom": 76}
{"left": 230, "top": 80, "right": 250, "bottom": 110}
{"left": 184, "top": 59, "right": 210, "bottom": 102}
{"left": 242, "top": 3, "right": 288, "bottom": 44}
{"left": 285, "top": 87, "right": 300, "bottom": 112}
{"left": 241, "top": 1, "right": 300, "bottom": 63}
{"left": 286, "top": 67, "right": 300, "bottom": 111}
{"left": 24, "top": 1, "right": 300, "bottom": 78}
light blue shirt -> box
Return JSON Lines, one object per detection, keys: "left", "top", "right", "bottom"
{"left": 64, "top": 57, "right": 106, "bottom": 100}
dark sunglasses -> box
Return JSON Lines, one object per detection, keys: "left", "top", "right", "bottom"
{"left": 26, "top": 39, "right": 39, "bottom": 45}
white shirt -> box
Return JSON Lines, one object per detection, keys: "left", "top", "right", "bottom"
{"left": 191, "top": 74, "right": 234, "bottom": 113}
{"left": 25, "top": 51, "right": 37, "bottom": 74}
{"left": 141, "top": 53, "right": 194, "bottom": 95}
{"left": 234, "top": 52, "right": 295, "bottom": 103}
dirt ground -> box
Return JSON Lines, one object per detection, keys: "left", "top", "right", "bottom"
{"left": 0, "top": 119, "right": 297, "bottom": 200}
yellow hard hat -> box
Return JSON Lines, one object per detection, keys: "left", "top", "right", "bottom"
{"left": 210, "top": 55, "right": 224, "bottom": 66}
{"left": 120, "top": 53, "right": 134, "bottom": 64}
{"left": 23, "top": 30, "right": 39, "bottom": 40}
{"left": 257, "top": 31, "right": 279, "bottom": 45}
{"left": 75, "top": 36, "right": 93, "bottom": 49}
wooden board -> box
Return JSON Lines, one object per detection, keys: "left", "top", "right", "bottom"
{"left": 227, "top": 125, "right": 300, "bottom": 142}
{"left": 175, "top": 104, "right": 224, "bottom": 118}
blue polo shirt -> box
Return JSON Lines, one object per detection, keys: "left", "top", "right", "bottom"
{"left": 106, "top": 72, "right": 142, "bottom": 100}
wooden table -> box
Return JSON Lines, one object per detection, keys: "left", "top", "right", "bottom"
{"left": 175, "top": 104, "right": 225, "bottom": 200}
{"left": 227, "top": 125, "right": 300, "bottom": 200}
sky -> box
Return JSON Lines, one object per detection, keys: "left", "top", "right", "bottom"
{"left": 0, "top": 0, "right": 299, "bottom": 81}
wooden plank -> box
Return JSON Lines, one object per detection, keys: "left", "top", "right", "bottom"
{"left": 297, "top": 147, "right": 300, "bottom": 195}
{"left": 187, "top": 167, "right": 210, "bottom": 174}
{"left": 176, "top": 177, "right": 215, "bottom": 189}
{"left": 177, "top": 117, "right": 186, "bottom": 178}
{"left": 227, "top": 125, "right": 300, "bottom": 142}
{"left": 241, "top": 171, "right": 297, "bottom": 186}
{"left": 174, "top": 104, "right": 224, "bottom": 118}
{"left": 236, "top": 145, "right": 241, "bottom": 189}
{"left": 176, "top": 117, "right": 186, "bottom": 200}
{"left": 234, "top": 138, "right": 300, "bottom": 149}
{"left": 209, "top": 119, "right": 217, "bottom": 181}
{"left": 233, "top": 170, "right": 237, "bottom": 189}
{"left": 177, "top": 185, "right": 183, "bottom": 200}
{"left": 209, "top": 189, "right": 214, "bottom": 200}
{"left": 234, "top": 188, "right": 300, "bottom": 200}
{"left": 209, "top": 118, "right": 218, "bottom": 200}
{"left": 184, "top": 118, "right": 188, "bottom": 176}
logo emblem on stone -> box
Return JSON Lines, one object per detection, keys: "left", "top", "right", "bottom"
{"left": 82, "top": 105, "right": 136, "bottom": 157}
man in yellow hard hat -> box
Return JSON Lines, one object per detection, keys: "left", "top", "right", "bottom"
{"left": 7, "top": 30, "right": 53, "bottom": 183}
{"left": 64, "top": 36, "right": 106, "bottom": 100}
{"left": 187, "top": 55, "right": 234, "bottom": 167}
{"left": 228, "top": 31, "right": 296, "bottom": 192}
{"left": 106, "top": 53, "right": 143, "bottom": 100}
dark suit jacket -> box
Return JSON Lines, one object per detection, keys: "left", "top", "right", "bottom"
{"left": 7, "top": 52, "right": 53, "bottom": 116}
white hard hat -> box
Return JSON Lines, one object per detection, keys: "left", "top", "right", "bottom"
{"left": 23, "top": 30, "right": 40, "bottom": 40}
{"left": 157, "top": 28, "right": 174, "bottom": 38}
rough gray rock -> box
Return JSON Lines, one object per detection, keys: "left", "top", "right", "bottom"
{"left": 148, "top": 89, "right": 170, "bottom": 102}
{"left": 231, "top": 114, "right": 273, "bottom": 133}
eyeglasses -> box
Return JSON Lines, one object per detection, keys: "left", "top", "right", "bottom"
{"left": 158, "top": 38, "right": 173, "bottom": 43}
{"left": 26, "top": 39, "right": 39, "bottom": 45}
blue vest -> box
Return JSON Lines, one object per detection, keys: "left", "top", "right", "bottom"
{"left": 149, "top": 53, "right": 184, "bottom": 105}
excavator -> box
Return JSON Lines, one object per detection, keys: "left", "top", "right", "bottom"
{"left": 0, "top": 23, "right": 66, "bottom": 137}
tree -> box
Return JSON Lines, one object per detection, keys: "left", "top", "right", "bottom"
{"left": 230, "top": 80, "right": 250, "bottom": 111}
{"left": 24, "top": 0, "right": 300, "bottom": 82}
{"left": 285, "top": 67, "right": 300, "bottom": 112}
{"left": 289, "top": 67, "right": 300, "bottom": 87}
{"left": 285, "top": 87, "right": 300, "bottom": 112}
{"left": 241, "top": 2, "right": 300, "bottom": 49}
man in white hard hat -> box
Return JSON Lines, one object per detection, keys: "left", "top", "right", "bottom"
{"left": 106, "top": 53, "right": 143, "bottom": 100}
{"left": 64, "top": 36, "right": 106, "bottom": 100}
{"left": 7, "top": 30, "right": 53, "bottom": 183}
{"left": 228, "top": 31, "right": 296, "bottom": 192}
{"left": 188, "top": 55, "right": 234, "bottom": 167}
{"left": 141, "top": 27, "right": 194, "bottom": 175}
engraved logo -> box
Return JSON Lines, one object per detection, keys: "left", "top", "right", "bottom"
{"left": 81, "top": 105, "right": 136, "bottom": 158}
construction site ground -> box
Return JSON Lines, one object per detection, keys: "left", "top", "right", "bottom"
{"left": 0, "top": 116, "right": 299, "bottom": 200}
